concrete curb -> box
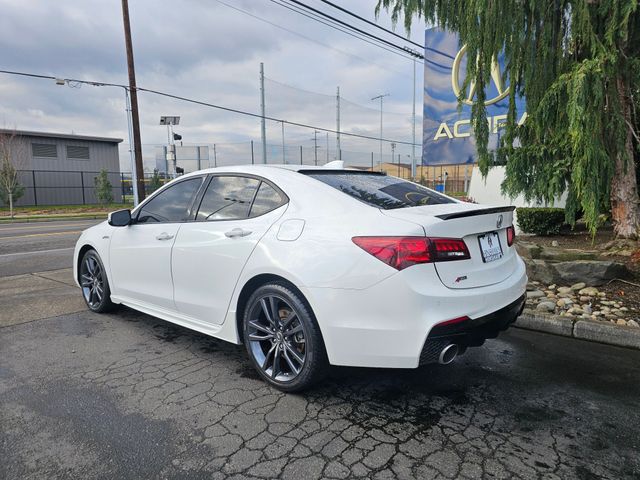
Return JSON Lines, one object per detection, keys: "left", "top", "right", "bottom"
{"left": 514, "top": 308, "right": 640, "bottom": 350}
{"left": 0, "top": 214, "right": 107, "bottom": 223}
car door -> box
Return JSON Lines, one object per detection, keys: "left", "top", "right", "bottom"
{"left": 109, "top": 176, "right": 205, "bottom": 310}
{"left": 171, "top": 175, "right": 288, "bottom": 324}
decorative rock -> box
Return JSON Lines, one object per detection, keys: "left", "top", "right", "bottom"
{"left": 548, "top": 284, "right": 557, "bottom": 290}
{"left": 536, "top": 301, "right": 556, "bottom": 312}
{"left": 571, "top": 282, "right": 586, "bottom": 291}
{"left": 557, "top": 298, "right": 573, "bottom": 308}
{"left": 527, "top": 290, "right": 545, "bottom": 299}
{"left": 628, "top": 320, "right": 639, "bottom": 328}
{"left": 582, "top": 304, "right": 593, "bottom": 314}
{"left": 579, "top": 296, "right": 591, "bottom": 302}
{"left": 616, "top": 319, "right": 627, "bottom": 326}
{"left": 557, "top": 292, "right": 573, "bottom": 298}
{"left": 578, "top": 287, "right": 599, "bottom": 296}
{"left": 593, "top": 311, "right": 603, "bottom": 317}
{"left": 620, "top": 307, "right": 629, "bottom": 312}
{"left": 598, "top": 292, "right": 606, "bottom": 297}
{"left": 557, "top": 286, "right": 573, "bottom": 294}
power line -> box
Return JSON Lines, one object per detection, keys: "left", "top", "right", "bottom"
{"left": 0, "top": 69, "right": 420, "bottom": 147}
{"left": 212, "top": 0, "right": 411, "bottom": 78}
{"left": 319, "top": 0, "right": 421, "bottom": 49}
{"left": 318, "top": 0, "right": 454, "bottom": 60}
{"left": 269, "top": 0, "right": 419, "bottom": 63}
{"left": 277, "top": 0, "right": 424, "bottom": 59}
{"left": 269, "top": 0, "right": 450, "bottom": 70}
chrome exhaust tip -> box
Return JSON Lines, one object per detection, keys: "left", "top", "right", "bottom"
{"left": 438, "top": 344, "right": 459, "bottom": 365}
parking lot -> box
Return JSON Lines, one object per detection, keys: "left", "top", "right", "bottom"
{"left": 1, "top": 220, "right": 639, "bottom": 479}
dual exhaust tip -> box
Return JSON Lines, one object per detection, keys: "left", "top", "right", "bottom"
{"left": 438, "top": 343, "right": 459, "bottom": 365}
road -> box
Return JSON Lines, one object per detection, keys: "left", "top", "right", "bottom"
{"left": 1, "top": 220, "right": 639, "bottom": 479}
{"left": 0, "top": 219, "right": 100, "bottom": 276}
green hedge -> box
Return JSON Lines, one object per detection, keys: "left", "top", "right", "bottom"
{"left": 516, "top": 207, "right": 566, "bottom": 235}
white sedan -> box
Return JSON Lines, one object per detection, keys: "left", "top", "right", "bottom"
{"left": 74, "top": 164, "right": 527, "bottom": 391}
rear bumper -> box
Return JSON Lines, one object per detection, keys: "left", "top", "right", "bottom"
{"left": 305, "top": 255, "right": 527, "bottom": 368}
{"left": 419, "top": 293, "right": 526, "bottom": 365}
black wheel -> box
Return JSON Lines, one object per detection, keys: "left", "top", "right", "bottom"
{"left": 243, "top": 283, "right": 328, "bottom": 392}
{"left": 79, "top": 250, "right": 115, "bottom": 313}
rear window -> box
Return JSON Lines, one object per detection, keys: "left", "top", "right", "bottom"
{"left": 303, "top": 172, "right": 455, "bottom": 209}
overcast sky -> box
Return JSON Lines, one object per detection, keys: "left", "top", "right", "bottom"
{"left": 0, "top": 0, "right": 425, "bottom": 169}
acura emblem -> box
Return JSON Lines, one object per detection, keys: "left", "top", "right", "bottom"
{"left": 496, "top": 214, "right": 503, "bottom": 229}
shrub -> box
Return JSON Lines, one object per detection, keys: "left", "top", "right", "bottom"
{"left": 94, "top": 169, "right": 113, "bottom": 205}
{"left": 516, "top": 207, "right": 566, "bottom": 235}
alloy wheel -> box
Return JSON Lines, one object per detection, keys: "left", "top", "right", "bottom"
{"left": 80, "top": 255, "right": 104, "bottom": 309}
{"left": 247, "top": 294, "right": 307, "bottom": 382}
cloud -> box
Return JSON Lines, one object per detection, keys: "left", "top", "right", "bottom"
{"left": 0, "top": 0, "right": 426, "bottom": 170}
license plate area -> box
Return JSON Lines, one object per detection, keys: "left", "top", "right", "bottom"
{"left": 478, "top": 231, "right": 503, "bottom": 263}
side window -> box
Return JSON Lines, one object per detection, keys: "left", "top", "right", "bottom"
{"left": 197, "top": 176, "right": 260, "bottom": 221}
{"left": 137, "top": 177, "right": 202, "bottom": 223}
{"left": 250, "top": 182, "right": 285, "bottom": 217}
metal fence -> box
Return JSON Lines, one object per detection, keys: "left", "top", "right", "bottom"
{"left": 10, "top": 170, "right": 173, "bottom": 207}
{"left": 6, "top": 166, "right": 472, "bottom": 207}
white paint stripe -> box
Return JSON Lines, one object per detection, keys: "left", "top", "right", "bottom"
{"left": 0, "top": 247, "right": 74, "bottom": 258}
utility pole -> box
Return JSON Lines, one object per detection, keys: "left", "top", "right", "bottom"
{"left": 412, "top": 57, "right": 417, "bottom": 179}
{"left": 281, "top": 121, "right": 285, "bottom": 163}
{"left": 312, "top": 130, "right": 320, "bottom": 166}
{"left": 326, "top": 132, "right": 329, "bottom": 162}
{"left": 391, "top": 142, "right": 396, "bottom": 176}
{"left": 213, "top": 144, "right": 217, "bottom": 167}
{"left": 371, "top": 93, "right": 389, "bottom": 171}
{"left": 121, "top": 0, "right": 145, "bottom": 200}
{"left": 260, "top": 63, "right": 267, "bottom": 164}
{"left": 250, "top": 140, "right": 254, "bottom": 164}
{"left": 336, "top": 87, "right": 341, "bottom": 160}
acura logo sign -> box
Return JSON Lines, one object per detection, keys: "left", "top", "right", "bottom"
{"left": 451, "top": 45, "right": 510, "bottom": 106}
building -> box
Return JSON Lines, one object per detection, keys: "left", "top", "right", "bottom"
{"left": 0, "top": 129, "right": 123, "bottom": 206}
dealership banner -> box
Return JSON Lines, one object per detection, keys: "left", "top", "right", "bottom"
{"left": 422, "top": 28, "right": 526, "bottom": 165}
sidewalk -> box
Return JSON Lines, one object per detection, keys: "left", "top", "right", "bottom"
{"left": 0, "top": 213, "right": 108, "bottom": 223}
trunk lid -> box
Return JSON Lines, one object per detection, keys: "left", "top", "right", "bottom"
{"left": 381, "top": 203, "right": 518, "bottom": 289}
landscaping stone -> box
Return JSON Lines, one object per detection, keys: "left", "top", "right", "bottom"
{"left": 536, "top": 301, "right": 556, "bottom": 312}
{"left": 582, "top": 304, "right": 593, "bottom": 314}
{"left": 526, "top": 290, "right": 545, "bottom": 299}
{"left": 628, "top": 320, "right": 639, "bottom": 328}
{"left": 570, "top": 282, "right": 586, "bottom": 291}
{"left": 616, "top": 319, "right": 627, "bottom": 326}
{"left": 557, "top": 286, "right": 572, "bottom": 294}
{"left": 552, "top": 260, "right": 629, "bottom": 286}
{"left": 579, "top": 287, "right": 599, "bottom": 296}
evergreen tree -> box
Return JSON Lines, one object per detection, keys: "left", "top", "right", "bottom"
{"left": 377, "top": 0, "right": 640, "bottom": 237}
{"left": 149, "top": 169, "right": 162, "bottom": 193}
{"left": 94, "top": 169, "right": 113, "bottom": 205}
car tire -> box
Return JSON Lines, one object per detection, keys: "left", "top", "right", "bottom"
{"left": 243, "top": 282, "right": 328, "bottom": 392}
{"left": 79, "top": 249, "right": 116, "bottom": 313}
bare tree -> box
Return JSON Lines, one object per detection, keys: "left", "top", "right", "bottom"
{"left": 0, "top": 130, "right": 26, "bottom": 218}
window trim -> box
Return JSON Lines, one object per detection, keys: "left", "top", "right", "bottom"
{"left": 192, "top": 173, "right": 289, "bottom": 223}
{"left": 132, "top": 175, "right": 207, "bottom": 225}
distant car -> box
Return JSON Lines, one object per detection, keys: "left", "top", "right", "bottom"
{"left": 74, "top": 164, "right": 526, "bottom": 391}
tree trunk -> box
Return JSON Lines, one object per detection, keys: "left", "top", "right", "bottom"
{"left": 8, "top": 192, "right": 13, "bottom": 219}
{"left": 610, "top": 77, "right": 640, "bottom": 239}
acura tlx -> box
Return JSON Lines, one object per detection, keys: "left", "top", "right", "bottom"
{"left": 74, "top": 164, "right": 527, "bottom": 392}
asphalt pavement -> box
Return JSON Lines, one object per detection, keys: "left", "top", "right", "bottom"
{"left": 1, "top": 220, "right": 639, "bottom": 479}
{"left": 0, "top": 219, "right": 100, "bottom": 276}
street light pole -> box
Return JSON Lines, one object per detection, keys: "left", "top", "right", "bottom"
{"left": 371, "top": 93, "right": 390, "bottom": 171}
{"left": 120, "top": 0, "right": 145, "bottom": 201}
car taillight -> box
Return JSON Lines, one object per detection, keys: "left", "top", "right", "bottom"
{"left": 506, "top": 225, "right": 515, "bottom": 246}
{"left": 352, "top": 236, "right": 470, "bottom": 271}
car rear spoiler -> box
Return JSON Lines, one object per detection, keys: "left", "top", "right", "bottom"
{"left": 435, "top": 205, "right": 516, "bottom": 220}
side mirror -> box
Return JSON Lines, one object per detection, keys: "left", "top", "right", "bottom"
{"left": 108, "top": 209, "right": 132, "bottom": 227}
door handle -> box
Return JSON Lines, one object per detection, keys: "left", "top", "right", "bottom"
{"left": 156, "top": 232, "right": 174, "bottom": 241}
{"left": 224, "top": 228, "right": 252, "bottom": 238}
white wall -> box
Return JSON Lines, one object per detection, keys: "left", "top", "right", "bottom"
{"left": 467, "top": 166, "right": 566, "bottom": 232}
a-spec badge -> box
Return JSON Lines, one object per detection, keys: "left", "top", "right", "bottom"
{"left": 496, "top": 214, "right": 503, "bottom": 229}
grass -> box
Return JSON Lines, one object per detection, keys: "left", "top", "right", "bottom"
{"left": 0, "top": 203, "right": 133, "bottom": 220}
